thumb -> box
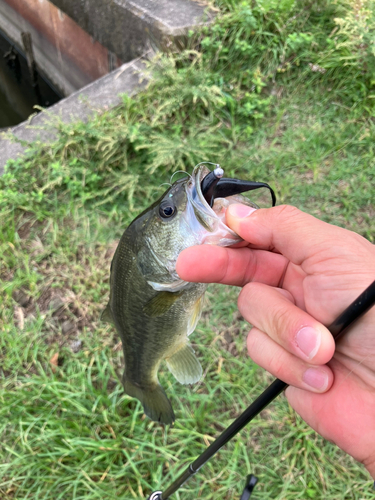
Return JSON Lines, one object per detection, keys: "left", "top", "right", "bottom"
{"left": 226, "top": 204, "right": 349, "bottom": 266}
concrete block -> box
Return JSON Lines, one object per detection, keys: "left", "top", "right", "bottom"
{"left": 0, "top": 0, "right": 215, "bottom": 173}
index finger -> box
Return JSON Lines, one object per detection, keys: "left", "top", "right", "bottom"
{"left": 176, "top": 245, "right": 288, "bottom": 287}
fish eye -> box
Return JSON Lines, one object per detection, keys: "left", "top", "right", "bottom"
{"left": 159, "top": 200, "right": 177, "bottom": 219}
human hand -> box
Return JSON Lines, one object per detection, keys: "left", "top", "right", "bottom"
{"left": 176, "top": 204, "right": 375, "bottom": 479}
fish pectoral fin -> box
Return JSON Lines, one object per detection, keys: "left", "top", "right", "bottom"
{"left": 123, "top": 377, "right": 175, "bottom": 425}
{"left": 101, "top": 303, "right": 114, "bottom": 324}
{"left": 187, "top": 294, "right": 205, "bottom": 336}
{"left": 143, "top": 291, "right": 183, "bottom": 317}
{"left": 165, "top": 344, "right": 202, "bottom": 385}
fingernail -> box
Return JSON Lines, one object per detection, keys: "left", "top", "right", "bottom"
{"left": 295, "top": 327, "right": 321, "bottom": 359}
{"left": 303, "top": 368, "right": 329, "bottom": 391}
{"left": 227, "top": 204, "right": 257, "bottom": 219}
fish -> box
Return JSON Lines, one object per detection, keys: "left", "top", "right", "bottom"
{"left": 101, "top": 164, "right": 275, "bottom": 424}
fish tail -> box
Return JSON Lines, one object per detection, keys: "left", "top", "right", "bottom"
{"left": 123, "top": 377, "right": 175, "bottom": 425}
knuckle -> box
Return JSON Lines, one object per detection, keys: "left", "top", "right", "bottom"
{"left": 272, "top": 303, "right": 293, "bottom": 340}
{"left": 272, "top": 353, "right": 287, "bottom": 378}
{"left": 274, "top": 204, "right": 301, "bottom": 220}
{"left": 273, "top": 205, "right": 305, "bottom": 235}
{"left": 246, "top": 328, "right": 268, "bottom": 363}
{"left": 246, "top": 327, "right": 258, "bottom": 355}
{"left": 237, "top": 283, "right": 250, "bottom": 311}
{"left": 259, "top": 348, "right": 289, "bottom": 380}
{"left": 217, "top": 249, "right": 230, "bottom": 283}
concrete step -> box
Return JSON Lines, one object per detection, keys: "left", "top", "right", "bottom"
{"left": 48, "top": 0, "right": 213, "bottom": 62}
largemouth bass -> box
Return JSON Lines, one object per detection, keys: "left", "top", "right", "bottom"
{"left": 102, "top": 164, "right": 275, "bottom": 424}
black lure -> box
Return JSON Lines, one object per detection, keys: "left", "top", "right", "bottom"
{"left": 201, "top": 165, "right": 276, "bottom": 208}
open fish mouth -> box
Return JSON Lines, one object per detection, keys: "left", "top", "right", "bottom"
{"left": 184, "top": 163, "right": 276, "bottom": 247}
{"left": 192, "top": 162, "right": 276, "bottom": 209}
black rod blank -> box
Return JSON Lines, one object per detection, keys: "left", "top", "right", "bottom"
{"left": 158, "top": 379, "right": 287, "bottom": 500}
{"left": 148, "top": 280, "right": 375, "bottom": 500}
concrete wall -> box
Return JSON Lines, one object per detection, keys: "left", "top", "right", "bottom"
{"left": 0, "top": 0, "right": 122, "bottom": 95}
{"left": 47, "top": 0, "right": 213, "bottom": 62}
{"left": 0, "top": 0, "right": 212, "bottom": 95}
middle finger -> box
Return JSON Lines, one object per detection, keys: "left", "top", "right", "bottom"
{"left": 238, "top": 282, "right": 336, "bottom": 364}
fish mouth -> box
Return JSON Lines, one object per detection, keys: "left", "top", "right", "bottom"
{"left": 186, "top": 164, "right": 233, "bottom": 240}
{"left": 183, "top": 165, "right": 245, "bottom": 247}
{"left": 184, "top": 163, "right": 276, "bottom": 246}
{"left": 195, "top": 163, "right": 276, "bottom": 208}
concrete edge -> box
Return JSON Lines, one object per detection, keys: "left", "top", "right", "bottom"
{"left": 47, "top": 0, "right": 216, "bottom": 62}
{"left": 124, "top": 0, "right": 214, "bottom": 36}
{"left": 0, "top": 58, "right": 148, "bottom": 174}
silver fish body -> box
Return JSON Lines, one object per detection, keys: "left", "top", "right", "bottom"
{"left": 102, "top": 166, "right": 258, "bottom": 424}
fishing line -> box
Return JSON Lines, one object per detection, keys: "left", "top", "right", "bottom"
{"left": 169, "top": 170, "right": 192, "bottom": 184}
{"left": 147, "top": 280, "right": 375, "bottom": 499}
{"left": 194, "top": 162, "right": 221, "bottom": 168}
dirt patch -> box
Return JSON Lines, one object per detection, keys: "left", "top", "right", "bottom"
{"left": 6, "top": 215, "right": 119, "bottom": 357}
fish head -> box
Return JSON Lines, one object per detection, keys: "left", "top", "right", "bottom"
{"left": 132, "top": 165, "right": 262, "bottom": 292}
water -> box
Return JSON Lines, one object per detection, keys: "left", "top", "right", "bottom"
{"left": 0, "top": 29, "right": 62, "bottom": 129}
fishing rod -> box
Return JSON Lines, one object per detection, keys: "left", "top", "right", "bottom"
{"left": 147, "top": 280, "right": 375, "bottom": 499}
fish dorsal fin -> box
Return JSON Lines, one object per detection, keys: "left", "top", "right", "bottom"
{"left": 143, "top": 291, "right": 182, "bottom": 317}
{"left": 165, "top": 344, "right": 202, "bottom": 385}
{"left": 101, "top": 304, "right": 114, "bottom": 324}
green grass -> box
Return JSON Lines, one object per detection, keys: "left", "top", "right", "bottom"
{"left": 1, "top": 0, "right": 375, "bottom": 498}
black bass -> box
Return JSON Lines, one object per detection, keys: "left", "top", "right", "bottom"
{"left": 102, "top": 164, "right": 275, "bottom": 424}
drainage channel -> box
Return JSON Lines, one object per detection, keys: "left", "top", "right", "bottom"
{"left": 0, "top": 27, "right": 62, "bottom": 129}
